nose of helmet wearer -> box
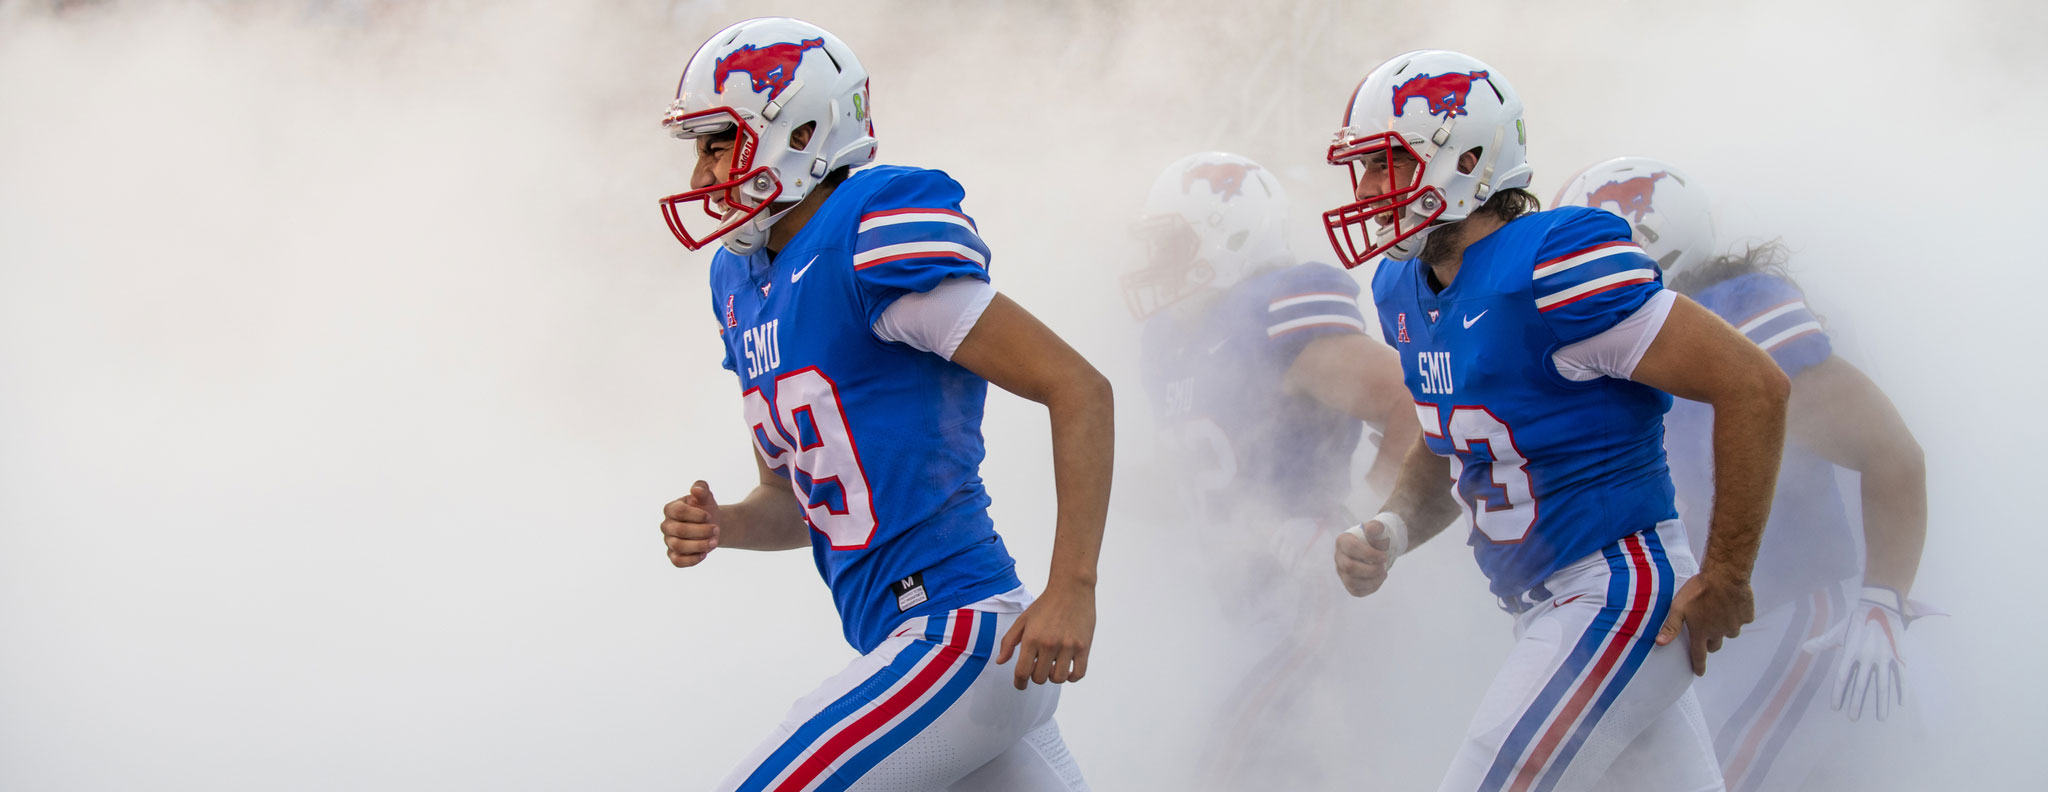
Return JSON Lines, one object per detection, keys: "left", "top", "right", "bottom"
{"left": 1353, "top": 148, "right": 1420, "bottom": 204}
{"left": 1353, "top": 161, "right": 1382, "bottom": 203}
{"left": 692, "top": 136, "right": 736, "bottom": 193}
{"left": 1353, "top": 159, "right": 1401, "bottom": 228}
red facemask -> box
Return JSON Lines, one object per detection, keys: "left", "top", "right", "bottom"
{"left": 1120, "top": 216, "right": 1213, "bottom": 320}
{"left": 1323, "top": 132, "right": 1444, "bottom": 269}
{"left": 659, "top": 106, "right": 783, "bottom": 251}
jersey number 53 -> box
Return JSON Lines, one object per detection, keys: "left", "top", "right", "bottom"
{"left": 742, "top": 367, "right": 879, "bottom": 549}
{"left": 1416, "top": 403, "right": 1536, "bottom": 543}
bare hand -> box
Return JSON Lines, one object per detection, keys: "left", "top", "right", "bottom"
{"left": 660, "top": 481, "right": 721, "bottom": 568}
{"left": 996, "top": 582, "right": 1095, "bottom": 691}
{"left": 1656, "top": 570, "right": 1755, "bottom": 675}
{"left": 1334, "top": 521, "right": 1394, "bottom": 597}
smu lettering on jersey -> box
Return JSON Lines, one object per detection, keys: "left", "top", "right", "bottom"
{"left": 1666, "top": 272, "right": 1855, "bottom": 611}
{"left": 708, "top": 165, "right": 1021, "bottom": 653}
{"left": 1140, "top": 262, "right": 1368, "bottom": 521}
{"left": 1370, "top": 206, "right": 1679, "bottom": 599}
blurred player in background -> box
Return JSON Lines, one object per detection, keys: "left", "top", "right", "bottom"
{"left": 653, "top": 17, "right": 1106, "bottom": 791}
{"left": 1558, "top": 157, "right": 1931, "bottom": 792}
{"left": 1125, "top": 152, "right": 1416, "bottom": 788}
{"left": 1324, "top": 50, "right": 1792, "bottom": 791}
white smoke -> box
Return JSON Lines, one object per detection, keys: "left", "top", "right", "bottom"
{"left": 0, "top": 0, "right": 2038, "bottom": 788}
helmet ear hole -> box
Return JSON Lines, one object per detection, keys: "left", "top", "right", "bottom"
{"left": 1656, "top": 250, "right": 1683, "bottom": 271}
{"left": 788, "top": 121, "right": 817, "bottom": 151}
{"left": 1457, "top": 147, "right": 1483, "bottom": 175}
{"left": 1226, "top": 230, "right": 1249, "bottom": 251}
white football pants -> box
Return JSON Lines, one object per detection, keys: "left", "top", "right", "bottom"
{"left": 714, "top": 607, "right": 1089, "bottom": 792}
{"left": 1438, "top": 521, "right": 1725, "bottom": 792}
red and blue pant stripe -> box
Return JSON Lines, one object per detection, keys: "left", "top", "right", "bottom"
{"left": 735, "top": 609, "right": 996, "bottom": 792}
{"left": 1479, "top": 529, "right": 1677, "bottom": 792}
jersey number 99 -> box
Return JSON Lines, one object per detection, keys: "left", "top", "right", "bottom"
{"left": 741, "top": 367, "right": 879, "bottom": 549}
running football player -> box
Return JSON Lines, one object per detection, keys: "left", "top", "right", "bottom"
{"left": 1126, "top": 152, "right": 1417, "bottom": 787}
{"left": 1558, "top": 156, "right": 1930, "bottom": 792}
{"left": 1324, "top": 51, "right": 1790, "bottom": 791}
{"left": 653, "top": 18, "right": 1104, "bottom": 791}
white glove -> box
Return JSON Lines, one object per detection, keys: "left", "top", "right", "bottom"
{"left": 1803, "top": 585, "right": 1908, "bottom": 721}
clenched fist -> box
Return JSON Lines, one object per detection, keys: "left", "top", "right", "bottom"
{"left": 661, "top": 480, "right": 721, "bottom": 568}
{"left": 1334, "top": 520, "right": 1396, "bottom": 597}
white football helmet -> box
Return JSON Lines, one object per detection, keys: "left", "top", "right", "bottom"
{"left": 1122, "top": 152, "right": 1291, "bottom": 320}
{"left": 1554, "top": 157, "right": 1715, "bottom": 275}
{"left": 659, "top": 18, "right": 877, "bottom": 254}
{"left": 1324, "top": 50, "right": 1532, "bottom": 267}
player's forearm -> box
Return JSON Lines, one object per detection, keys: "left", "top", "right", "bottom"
{"left": 1379, "top": 434, "right": 1460, "bottom": 547}
{"left": 1859, "top": 448, "right": 1926, "bottom": 594}
{"left": 1783, "top": 356, "right": 1927, "bottom": 595}
{"left": 1043, "top": 368, "right": 1114, "bottom": 590}
{"left": 1289, "top": 334, "right": 1416, "bottom": 496}
{"left": 1700, "top": 371, "right": 1791, "bottom": 583}
{"left": 1362, "top": 402, "right": 1421, "bottom": 497}
{"left": 1361, "top": 438, "right": 1403, "bottom": 497}
{"left": 720, "top": 483, "right": 812, "bottom": 551}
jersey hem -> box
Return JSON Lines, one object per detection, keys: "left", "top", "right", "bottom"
{"left": 854, "top": 570, "right": 1023, "bottom": 654}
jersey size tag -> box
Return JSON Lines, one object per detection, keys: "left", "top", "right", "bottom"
{"left": 889, "top": 572, "right": 928, "bottom": 612}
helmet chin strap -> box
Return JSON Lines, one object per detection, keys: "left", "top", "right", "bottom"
{"left": 1473, "top": 125, "right": 1505, "bottom": 202}
{"left": 719, "top": 201, "right": 799, "bottom": 256}
{"left": 1382, "top": 224, "right": 1435, "bottom": 261}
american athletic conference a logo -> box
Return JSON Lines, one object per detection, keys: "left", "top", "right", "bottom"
{"left": 1390, "top": 70, "right": 1493, "bottom": 119}
{"left": 714, "top": 38, "right": 825, "bottom": 101}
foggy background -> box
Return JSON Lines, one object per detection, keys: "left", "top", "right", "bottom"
{"left": 1, "top": 0, "right": 2040, "bottom": 788}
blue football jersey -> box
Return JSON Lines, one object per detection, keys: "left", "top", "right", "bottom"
{"left": 1369, "top": 206, "right": 1679, "bottom": 599}
{"left": 706, "top": 165, "right": 1022, "bottom": 653}
{"left": 1666, "top": 272, "right": 1856, "bottom": 611}
{"left": 1139, "top": 262, "right": 1369, "bottom": 521}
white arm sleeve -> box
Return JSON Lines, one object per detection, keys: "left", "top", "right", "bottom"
{"left": 870, "top": 276, "right": 997, "bottom": 360}
{"left": 1551, "top": 288, "right": 1677, "bottom": 382}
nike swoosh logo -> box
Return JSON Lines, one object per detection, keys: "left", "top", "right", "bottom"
{"left": 1551, "top": 593, "right": 1586, "bottom": 609}
{"left": 790, "top": 255, "right": 818, "bottom": 284}
{"left": 1462, "top": 310, "right": 1488, "bottom": 329}
{"left": 1207, "top": 340, "right": 1229, "bottom": 355}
